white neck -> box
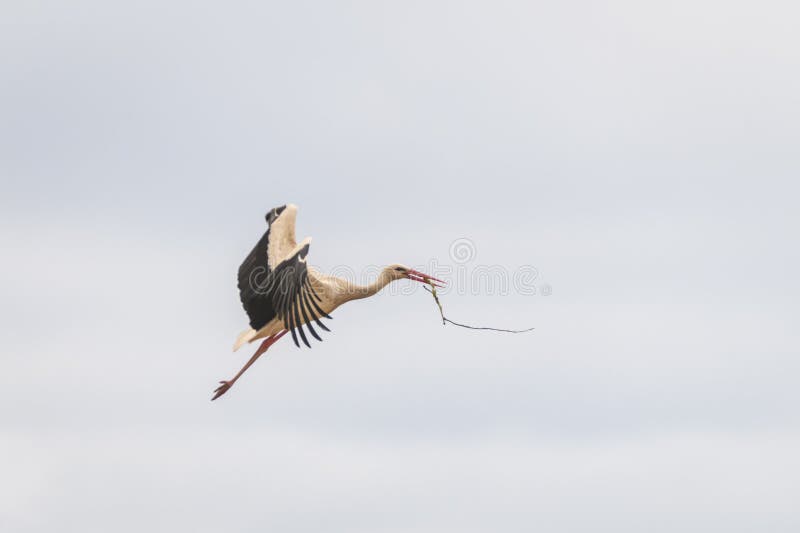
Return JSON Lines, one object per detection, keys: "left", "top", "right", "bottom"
{"left": 347, "top": 268, "right": 394, "bottom": 302}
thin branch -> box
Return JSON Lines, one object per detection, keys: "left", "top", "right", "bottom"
{"left": 423, "top": 285, "right": 535, "bottom": 334}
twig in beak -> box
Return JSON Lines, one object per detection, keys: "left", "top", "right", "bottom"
{"left": 427, "top": 280, "right": 446, "bottom": 325}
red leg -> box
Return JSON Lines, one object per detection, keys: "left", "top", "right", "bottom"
{"left": 212, "top": 330, "right": 288, "bottom": 401}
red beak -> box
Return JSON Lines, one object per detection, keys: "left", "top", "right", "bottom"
{"left": 406, "top": 269, "right": 446, "bottom": 288}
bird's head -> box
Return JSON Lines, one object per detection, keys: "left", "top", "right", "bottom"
{"left": 385, "top": 264, "right": 446, "bottom": 287}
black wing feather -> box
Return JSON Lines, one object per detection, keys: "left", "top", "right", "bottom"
{"left": 261, "top": 242, "right": 332, "bottom": 348}
{"left": 301, "top": 288, "right": 330, "bottom": 332}
{"left": 293, "top": 297, "right": 310, "bottom": 348}
{"left": 298, "top": 291, "right": 322, "bottom": 342}
{"left": 237, "top": 205, "right": 286, "bottom": 329}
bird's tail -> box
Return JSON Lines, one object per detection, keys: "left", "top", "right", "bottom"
{"left": 233, "top": 328, "right": 257, "bottom": 352}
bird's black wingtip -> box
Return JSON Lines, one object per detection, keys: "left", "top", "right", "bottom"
{"left": 265, "top": 205, "right": 287, "bottom": 225}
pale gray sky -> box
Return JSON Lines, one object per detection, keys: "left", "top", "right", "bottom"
{"left": 2, "top": 1, "right": 799, "bottom": 532}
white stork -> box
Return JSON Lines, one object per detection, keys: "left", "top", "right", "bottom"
{"left": 213, "top": 204, "right": 444, "bottom": 400}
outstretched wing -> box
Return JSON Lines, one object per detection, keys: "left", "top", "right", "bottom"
{"left": 255, "top": 239, "right": 333, "bottom": 347}
{"left": 238, "top": 204, "right": 296, "bottom": 329}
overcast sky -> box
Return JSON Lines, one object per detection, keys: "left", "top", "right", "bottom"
{"left": 2, "top": 1, "right": 799, "bottom": 531}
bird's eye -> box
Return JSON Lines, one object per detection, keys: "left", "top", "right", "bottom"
{"left": 395, "top": 267, "right": 405, "bottom": 272}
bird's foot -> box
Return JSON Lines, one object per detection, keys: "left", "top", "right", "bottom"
{"left": 211, "top": 380, "right": 234, "bottom": 401}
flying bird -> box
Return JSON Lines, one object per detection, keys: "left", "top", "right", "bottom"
{"left": 212, "top": 204, "right": 444, "bottom": 400}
